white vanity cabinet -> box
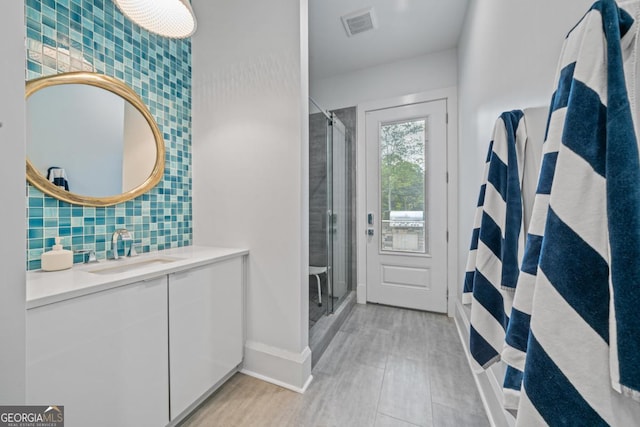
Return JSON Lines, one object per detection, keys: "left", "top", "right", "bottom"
{"left": 26, "top": 276, "right": 170, "bottom": 427}
{"left": 25, "top": 246, "right": 248, "bottom": 427}
{"left": 168, "top": 257, "right": 244, "bottom": 419}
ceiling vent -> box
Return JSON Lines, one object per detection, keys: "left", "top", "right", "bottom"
{"left": 341, "top": 7, "right": 378, "bottom": 37}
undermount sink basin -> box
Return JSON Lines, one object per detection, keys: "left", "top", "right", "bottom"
{"left": 87, "top": 257, "right": 182, "bottom": 275}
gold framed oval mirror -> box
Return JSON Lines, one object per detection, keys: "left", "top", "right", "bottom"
{"left": 26, "top": 72, "right": 165, "bottom": 207}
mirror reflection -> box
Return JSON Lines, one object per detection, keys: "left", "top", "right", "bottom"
{"left": 27, "top": 83, "right": 157, "bottom": 198}
{"left": 25, "top": 72, "right": 165, "bottom": 207}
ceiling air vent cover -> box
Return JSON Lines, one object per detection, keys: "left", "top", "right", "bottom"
{"left": 341, "top": 7, "right": 378, "bottom": 37}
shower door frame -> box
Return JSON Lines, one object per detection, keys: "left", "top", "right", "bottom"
{"left": 356, "top": 87, "right": 459, "bottom": 317}
{"left": 326, "top": 112, "right": 349, "bottom": 314}
{"left": 326, "top": 114, "right": 334, "bottom": 313}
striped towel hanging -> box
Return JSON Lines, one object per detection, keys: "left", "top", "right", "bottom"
{"left": 463, "top": 110, "right": 528, "bottom": 372}
{"left": 462, "top": 139, "right": 492, "bottom": 304}
{"left": 501, "top": 94, "right": 558, "bottom": 412}
{"left": 509, "top": 1, "right": 640, "bottom": 424}
{"left": 46, "top": 166, "right": 69, "bottom": 191}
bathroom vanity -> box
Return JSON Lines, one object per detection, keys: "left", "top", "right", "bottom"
{"left": 25, "top": 246, "right": 248, "bottom": 427}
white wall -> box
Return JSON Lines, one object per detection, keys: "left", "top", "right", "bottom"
{"left": 192, "top": 0, "right": 311, "bottom": 391}
{"left": 311, "top": 48, "right": 457, "bottom": 110}
{"left": 0, "top": 0, "right": 26, "bottom": 403}
{"left": 457, "top": 0, "right": 594, "bottom": 292}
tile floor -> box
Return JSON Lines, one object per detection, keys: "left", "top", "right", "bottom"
{"left": 182, "top": 304, "right": 489, "bottom": 427}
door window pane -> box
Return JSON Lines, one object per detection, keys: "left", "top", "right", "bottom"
{"left": 380, "top": 118, "right": 427, "bottom": 254}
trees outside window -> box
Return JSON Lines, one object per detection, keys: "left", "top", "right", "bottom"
{"left": 380, "top": 119, "right": 426, "bottom": 220}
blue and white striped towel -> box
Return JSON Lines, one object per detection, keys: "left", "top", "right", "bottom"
{"left": 501, "top": 101, "right": 557, "bottom": 412}
{"left": 463, "top": 110, "right": 528, "bottom": 372}
{"left": 46, "top": 166, "right": 69, "bottom": 191}
{"left": 509, "top": 1, "right": 640, "bottom": 424}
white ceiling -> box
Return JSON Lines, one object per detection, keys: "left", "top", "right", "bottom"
{"left": 309, "top": 0, "right": 469, "bottom": 80}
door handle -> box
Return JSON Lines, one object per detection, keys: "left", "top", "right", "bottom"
{"left": 367, "top": 213, "right": 375, "bottom": 236}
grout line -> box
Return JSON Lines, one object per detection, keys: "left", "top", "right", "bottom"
{"left": 428, "top": 371, "right": 435, "bottom": 427}
{"left": 373, "top": 319, "right": 392, "bottom": 423}
{"left": 376, "top": 411, "right": 422, "bottom": 427}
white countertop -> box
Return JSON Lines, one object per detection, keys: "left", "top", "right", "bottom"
{"left": 27, "top": 245, "right": 249, "bottom": 309}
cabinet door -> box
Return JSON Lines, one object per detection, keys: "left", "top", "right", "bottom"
{"left": 169, "top": 257, "right": 243, "bottom": 419}
{"left": 26, "top": 277, "right": 169, "bottom": 427}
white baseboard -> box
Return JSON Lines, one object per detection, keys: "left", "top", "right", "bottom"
{"left": 454, "top": 301, "right": 516, "bottom": 427}
{"left": 242, "top": 340, "right": 312, "bottom": 393}
{"left": 241, "top": 369, "right": 313, "bottom": 394}
{"left": 356, "top": 282, "right": 366, "bottom": 304}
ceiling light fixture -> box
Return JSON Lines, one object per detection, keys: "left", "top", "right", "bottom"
{"left": 113, "top": 0, "right": 197, "bottom": 39}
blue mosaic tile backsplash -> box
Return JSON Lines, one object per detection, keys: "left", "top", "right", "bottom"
{"left": 25, "top": 0, "right": 192, "bottom": 270}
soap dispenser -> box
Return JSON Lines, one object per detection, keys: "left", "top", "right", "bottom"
{"left": 41, "top": 236, "right": 73, "bottom": 271}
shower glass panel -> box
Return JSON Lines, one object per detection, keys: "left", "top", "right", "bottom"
{"left": 308, "top": 100, "right": 352, "bottom": 328}
{"left": 328, "top": 114, "right": 349, "bottom": 311}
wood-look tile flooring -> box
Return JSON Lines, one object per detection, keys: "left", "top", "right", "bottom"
{"left": 182, "top": 304, "right": 489, "bottom": 427}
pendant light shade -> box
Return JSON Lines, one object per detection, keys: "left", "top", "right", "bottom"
{"left": 114, "top": 0, "right": 197, "bottom": 39}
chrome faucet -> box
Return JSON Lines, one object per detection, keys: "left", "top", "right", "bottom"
{"left": 111, "top": 229, "right": 132, "bottom": 260}
{"left": 74, "top": 249, "right": 98, "bottom": 263}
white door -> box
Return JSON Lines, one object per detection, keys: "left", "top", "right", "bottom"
{"left": 365, "top": 100, "right": 448, "bottom": 312}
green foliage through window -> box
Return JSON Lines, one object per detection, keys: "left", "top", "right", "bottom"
{"left": 380, "top": 119, "right": 426, "bottom": 220}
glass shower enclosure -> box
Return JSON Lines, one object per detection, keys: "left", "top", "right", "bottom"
{"left": 309, "top": 99, "right": 350, "bottom": 327}
{"left": 327, "top": 112, "right": 349, "bottom": 312}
